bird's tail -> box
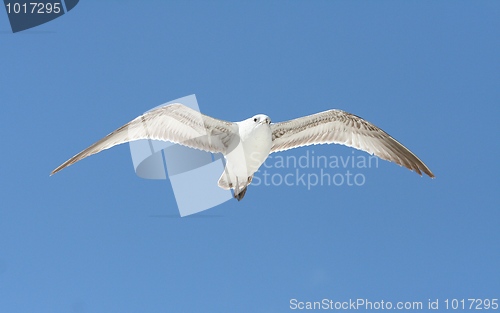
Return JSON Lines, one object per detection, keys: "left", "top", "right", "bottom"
{"left": 217, "top": 171, "right": 231, "bottom": 190}
{"left": 218, "top": 167, "right": 253, "bottom": 200}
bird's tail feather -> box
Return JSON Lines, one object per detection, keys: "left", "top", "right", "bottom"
{"left": 217, "top": 168, "right": 232, "bottom": 190}
{"left": 218, "top": 168, "right": 253, "bottom": 200}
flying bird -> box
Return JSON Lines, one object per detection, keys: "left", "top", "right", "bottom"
{"left": 51, "top": 103, "right": 434, "bottom": 200}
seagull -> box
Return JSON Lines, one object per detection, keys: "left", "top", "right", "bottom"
{"left": 51, "top": 103, "right": 434, "bottom": 200}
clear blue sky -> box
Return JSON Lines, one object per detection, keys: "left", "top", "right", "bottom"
{"left": 1, "top": 1, "right": 499, "bottom": 312}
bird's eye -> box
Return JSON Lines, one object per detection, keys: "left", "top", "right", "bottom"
{"left": 254, "top": 118, "right": 258, "bottom": 122}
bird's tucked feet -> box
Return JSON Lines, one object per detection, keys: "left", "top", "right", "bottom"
{"left": 234, "top": 186, "right": 248, "bottom": 201}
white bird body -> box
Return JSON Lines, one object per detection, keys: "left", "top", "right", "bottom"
{"left": 51, "top": 103, "right": 434, "bottom": 200}
{"left": 220, "top": 115, "right": 272, "bottom": 198}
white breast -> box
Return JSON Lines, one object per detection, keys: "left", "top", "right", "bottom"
{"left": 225, "top": 123, "right": 272, "bottom": 178}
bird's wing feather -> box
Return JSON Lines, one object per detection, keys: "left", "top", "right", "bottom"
{"left": 51, "top": 103, "right": 237, "bottom": 175}
{"left": 270, "top": 109, "right": 434, "bottom": 177}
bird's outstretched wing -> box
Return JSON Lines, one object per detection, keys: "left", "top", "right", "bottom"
{"left": 51, "top": 103, "right": 238, "bottom": 175}
{"left": 270, "top": 109, "right": 434, "bottom": 177}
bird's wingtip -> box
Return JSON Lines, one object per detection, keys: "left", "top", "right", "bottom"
{"left": 50, "top": 167, "right": 60, "bottom": 176}
{"left": 425, "top": 168, "right": 435, "bottom": 178}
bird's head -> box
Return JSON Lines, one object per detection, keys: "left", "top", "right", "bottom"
{"left": 250, "top": 114, "right": 271, "bottom": 126}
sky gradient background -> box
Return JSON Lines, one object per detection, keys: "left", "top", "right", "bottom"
{"left": 1, "top": 1, "right": 499, "bottom": 312}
